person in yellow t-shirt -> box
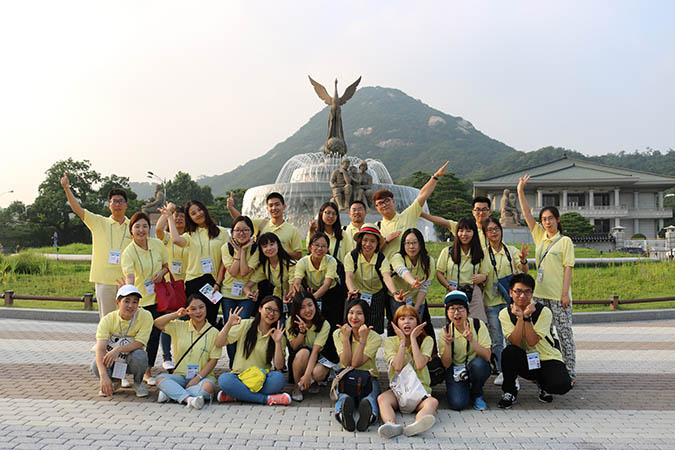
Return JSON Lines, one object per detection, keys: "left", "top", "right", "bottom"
{"left": 61, "top": 173, "right": 131, "bottom": 319}
{"left": 374, "top": 161, "right": 449, "bottom": 260}
{"left": 215, "top": 296, "right": 291, "bottom": 406}
{"left": 517, "top": 174, "right": 576, "bottom": 383}
{"left": 439, "top": 290, "right": 492, "bottom": 411}
{"left": 377, "top": 305, "right": 438, "bottom": 439}
{"left": 121, "top": 212, "right": 169, "bottom": 386}
{"left": 153, "top": 294, "right": 222, "bottom": 410}
{"left": 91, "top": 285, "right": 152, "bottom": 398}
{"left": 306, "top": 201, "right": 347, "bottom": 263}
{"left": 285, "top": 290, "right": 332, "bottom": 402}
{"left": 342, "top": 200, "right": 367, "bottom": 255}
{"left": 436, "top": 218, "right": 489, "bottom": 323}
{"left": 244, "top": 233, "right": 295, "bottom": 306}
{"left": 497, "top": 274, "right": 572, "bottom": 409}
{"left": 421, "top": 196, "right": 492, "bottom": 248}
{"left": 332, "top": 299, "right": 382, "bottom": 432}
{"left": 160, "top": 201, "right": 229, "bottom": 327}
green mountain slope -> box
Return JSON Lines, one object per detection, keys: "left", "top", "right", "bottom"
{"left": 199, "top": 86, "right": 517, "bottom": 196}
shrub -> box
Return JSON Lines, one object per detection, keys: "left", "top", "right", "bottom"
{"left": 631, "top": 233, "right": 647, "bottom": 239}
{"left": 5, "top": 252, "right": 51, "bottom": 275}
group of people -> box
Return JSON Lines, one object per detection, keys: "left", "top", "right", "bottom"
{"left": 61, "top": 163, "right": 576, "bottom": 438}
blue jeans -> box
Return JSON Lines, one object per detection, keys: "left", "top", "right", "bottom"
{"left": 445, "top": 357, "right": 491, "bottom": 411}
{"left": 217, "top": 371, "right": 286, "bottom": 404}
{"left": 333, "top": 379, "right": 380, "bottom": 419}
{"left": 160, "top": 332, "right": 172, "bottom": 362}
{"left": 485, "top": 303, "right": 507, "bottom": 371}
{"left": 90, "top": 349, "right": 148, "bottom": 384}
{"left": 156, "top": 373, "right": 215, "bottom": 403}
{"left": 221, "top": 297, "right": 255, "bottom": 367}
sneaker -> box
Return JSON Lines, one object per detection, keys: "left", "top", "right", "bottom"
{"left": 473, "top": 396, "right": 488, "bottom": 411}
{"left": 515, "top": 379, "right": 520, "bottom": 391}
{"left": 186, "top": 396, "right": 204, "bottom": 410}
{"left": 133, "top": 382, "right": 149, "bottom": 398}
{"left": 378, "top": 422, "right": 404, "bottom": 439}
{"left": 157, "top": 391, "right": 169, "bottom": 403}
{"left": 143, "top": 376, "right": 156, "bottom": 386}
{"left": 493, "top": 372, "right": 504, "bottom": 386}
{"left": 356, "top": 398, "right": 374, "bottom": 432}
{"left": 98, "top": 390, "right": 106, "bottom": 397}
{"left": 291, "top": 389, "right": 304, "bottom": 402}
{"left": 217, "top": 391, "right": 237, "bottom": 403}
{"left": 120, "top": 378, "right": 131, "bottom": 388}
{"left": 267, "top": 393, "right": 291, "bottom": 406}
{"left": 403, "top": 415, "right": 436, "bottom": 436}
{"left": 308, "top": 383, "right": 320, "bottom": 394}
{"left": 162, "top": 361, "right": 175, "bottom": 371}
{"left": 498, "top": 392, "right": 517, "bottom": 409}
{"left": 538, "top": 389, "right": 553, "bottom": 403}
{"left": 339, "top": 396, "right": 355, "bottom": 432}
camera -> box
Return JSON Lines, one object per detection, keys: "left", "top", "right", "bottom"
{"left": 458, "top": 284, "right": 474, "bottom": 300}
{"left": 453, "top": 367, "right": 468, "bottom": 382}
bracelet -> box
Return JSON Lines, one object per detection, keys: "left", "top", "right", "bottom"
{"left": 197, "top": 374, "right": 203, "bottom": 380}
{"left": 299, "top": 330, "right": 306, "bottom": 335}
{"left": 520, "top": 259, "right": 528, "bottom": 264}
{"left": 359, "top": 341, "right": 367, "bottom": 345}
{"left": 432, "top": 175, "right": 439, "bottom": 181}
{"left": 522, "top": 316, "right": 532, "bottom": 322}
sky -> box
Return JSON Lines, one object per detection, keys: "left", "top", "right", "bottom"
{"left": 1, "top": 0, "right": 674, "bottom": 207}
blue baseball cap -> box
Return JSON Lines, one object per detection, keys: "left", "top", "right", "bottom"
{"left": 443, "top": 290, "right": 469, "bottom": 309}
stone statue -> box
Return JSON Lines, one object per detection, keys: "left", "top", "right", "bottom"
{"left": 308, "top": 75, "right": 362, "bottom": 156}
{"left": 499, "top": 189, "right": 521, "bottom": 227}
{"left": 355, "top": 161, "right": 373, "bottom": 209}
{"left": 329, "top": 158, "right": 354, "bottom": 211}
{"left": 142, "top": 185, "right": 165, "bottom": 215}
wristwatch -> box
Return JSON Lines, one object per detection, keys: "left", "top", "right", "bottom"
{"left": 522, "top": 316, "right": 532, "bottom": 322}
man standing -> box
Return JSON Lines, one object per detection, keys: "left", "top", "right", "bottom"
{"left": 422, "top": 196, "right": 492, "bottom": 247}
{"left": 61, "top": 173, "right": 131, "bottom": 319}
{"left": 342, "top": 200, "right": 367, "bottom": 254}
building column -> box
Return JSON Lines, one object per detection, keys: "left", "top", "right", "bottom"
{"left": 589, "top": 218, "right": 595, "bottom": 226}
{"left": 588, "top": 189, "right": 594, "bottom": 209}
{"left": 659, "top": 218, "right": 665, "bottom": 231}
{"left": 536, "top": 190, "right": 542, "bottom": 208}
{"left": 634, "top": 191, "right": 639, "bottom": 209}
{"left": 634, "top": 219, "right": 639, "bottom": 235}
{"left": 562, "top": 190, "right": 568, "bottom": 209}
{"left": 614, "top": 188, "right": 621, "bottom": 207}
{"left": 658, "top": 191, "right": 665, "bottom": 209}
{"left": 615, "top": 217, "right": 621, "bottom": 228}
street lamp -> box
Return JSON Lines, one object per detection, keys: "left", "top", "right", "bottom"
{"left": 146, "top": 171, "right": 167, "bottom": 201}
{"left": 0, "top": 189, "right": 14, "bottom": 197}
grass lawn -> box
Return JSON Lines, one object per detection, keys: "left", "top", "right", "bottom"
{"left": 31, "top": 243, "right": 93, "bottom": 255}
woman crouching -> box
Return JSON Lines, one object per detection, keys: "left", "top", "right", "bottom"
{"left": 377, "top": 305, "right": 438, "bottom": 438}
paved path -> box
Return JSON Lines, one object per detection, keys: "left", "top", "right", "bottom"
{"left": 1, "top": 319, "right": 674, "bottom": 449}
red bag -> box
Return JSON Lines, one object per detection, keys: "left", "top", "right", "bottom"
{"left": 155, "top": 272, "right": 187, "bottom": 312}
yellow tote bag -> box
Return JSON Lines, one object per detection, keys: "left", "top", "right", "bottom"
{"left": 237, "top": 366, "right": 267, "bottom": 392}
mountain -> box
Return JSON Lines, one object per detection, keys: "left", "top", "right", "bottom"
{"left": 199, "top": 86, "right": 517, "bottom": 196}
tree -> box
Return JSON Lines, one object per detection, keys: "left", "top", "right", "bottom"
{"left": 165, "top": 172, "right": 214, "bottom": 208}
{"left": 97, "top": 174, "right": 141, "bottom": 217}
{"left": 210, "top": 188, "right": 247, "bottom": 227}
{"left": 560, "top": 212, "right": 595, "bottom": 237}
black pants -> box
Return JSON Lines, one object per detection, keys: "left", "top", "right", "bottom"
{"left": 142, "top": 304, "right": 163, "bottom": 369}
{"left": 318, "top": 283, "right": 346, "bottom": 364}
{"left": 501, "top": 345, "right": 572, "bottom": 396}
{"left": 369, "top": 289, "right": 390, "bottom": 335}
{"left": 185, "top": 274, "right": 219, "bottom": 328}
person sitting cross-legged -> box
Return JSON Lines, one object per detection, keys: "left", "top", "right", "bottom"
{"left": 497, "top": 273, "right": 572, "bottom": 409}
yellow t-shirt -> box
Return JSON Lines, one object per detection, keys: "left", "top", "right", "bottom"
{"left": 384, "top": 335, "right": 434, "bottom": 394}
{"left": 121, "top": 238, "right": 169, "bottom": 307}
{"left": 342, "top": 223, "right": 361, "bottom": 255}
{"left": 446, "top": 219, "right": 486, "bottom": 248}
{"left": 182, "top": 226, "right": 229, "bottom": 281}
{"left": 164, "top": 319, "right": 222, "bottom": 381}
{"left": 220, "top": 244, "right": 260, "bottom": 300}
{"left": 499, "top": 305, "right": 563, "bottom": 362}
{"left": 294, "top": 255, "right": 338, "bottom": 291}
{"left": 285, "top": 317, "right": 330, "bottom": 349}
{"left": 253, "top": 219, "right": 302, "bottom": 255}
{"left": 379, "top": 199, "right": 423, "bottom": 260}
{"left": 531, "top": 226, "right": 575, "bottom": 301}
{"left": 438, "top": 319, "right": 491, "bottom": 366}
{"left": 437, "top": 246, "right": 488, "bottom": 287}
{"left": 306, "top": 230, "right": 346, "bottom": 262}
{"left": 227, "top": 318, "right": 287, "bottom": 374}
{"left": 333, "top": 328, "right": 382, "bottom": 377}
{"left": 343, "top": 252, "right": 392, "bottom": 295}
{"left": 82, "top": 210, "right": 131, "bottom": 285}
{"left": 483, "top": 244, "right": 521, "bottom": 307}
{"left": 161, "top": 234, "right": 188, "bottom": 281}
{"left": 95, "top": 308, "right": 153, "bottom": 346}
{"left": 390, "top": 253, "right": 436, "bottom": 300}
{"left": 249, "top": 261, "right": 295, "bottom": 299}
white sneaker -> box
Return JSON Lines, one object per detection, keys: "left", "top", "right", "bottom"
{"left": 516, "top": 379, "right": 521, "bottom": 391}
{"left": 133, "top": 382, "right": 149, "bottom": 398}
{"left": 403, "top": 415, "right": 436, "bottom": 437}
{"left": 157, "top": 391, "right": 169, "bottom": 403}
{"left": 493, "top": 373, "right": 504, "bottom": 386}
{"left": 378, "top": 422, "right": 404, "bottom": 439}
{"left": 121, "top": 378, "right": 131, "bottom": 388}
{"left": 186, "top": 396, "right": 204, "bottom": 410}
{"left": 144, "top": 376, "right": 156, "bottom": 386}
{"left": 162, "top": 361, "right": 175, "bottom": 371}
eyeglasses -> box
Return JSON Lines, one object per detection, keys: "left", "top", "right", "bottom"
{"left": 511, "top": 289, "right": 533, "bottom": 297}
{"left": 486, "top": 227, "right": 500, "bottom": 233}
{"left": 473, "top": 207, "right": 490, "bottom": 213}
{"left": 447, "top": 306, "right": 466, "bottom": 313}
{"left": 110, "top": 199, "right": 127, "bottom": 205}
{"left": 404, "top": 241, "right": 419, "bottom": 246}
{"left": 322, "top": 210, "right": 337, "bottom": 216}
{"left": 312, "top": 244, "right": 328, "bottom": 249}
{"left": 375, "top": 198, "right": 392, "bottom": 207}
{"left": 263, "top": 306, "right": 280, "bottom": 315}
{"left": 233, "top": 228, "right": 251, "bottom": 233}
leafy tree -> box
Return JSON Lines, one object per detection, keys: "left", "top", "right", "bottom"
{"left": 165, "top": 172, "right": 214, "bottom": 208}
{"left": 561, "top": 212, "right": 595, "bottom": 237}
{"left": 210, "top": 188, "right": 246, "bottom": 228}
{"left": 97, "top": 174, "right": 141, "bottom": 217}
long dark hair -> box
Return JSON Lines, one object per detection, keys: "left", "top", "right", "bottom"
{"left": 257, "top": 232, "right": 295, "bottom": 293}
{"left": 398, "top": 228, "right": 431, "bottom": 279}
{"left": 343, "top": 298, "right": 371, "bottom": 344}
{"left": 185, "top": 200, "right": 220, "bottom": 239}
{"left": 451, "top": 217, "right": 484, "bottom": 265}
{"left": 288, "top": 290, "right": 325, "bottom": 336}
{"left": 539, "top": 206, "right": 563, "bottom": 233}
{"left": 242, "top": 295, "right": 283, "bottom": 365}
{"left": 316, "top": 201, "right": 343, "bottom": 240}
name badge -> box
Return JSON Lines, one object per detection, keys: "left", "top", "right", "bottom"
{"left": 112, "top": 361, "right": 127, "bottom": 379}
{"left": 108, "top": 251, "right": 121, "bottom": 265}
{"left": 186, "top": 364, "right": 199, "bottom": 379}
{"left": 144, "top": 280, "right": 155, "bottom": 296}
{"left": 453, "top": 364, "right": 466, "bottom": 378}
{"left": 492, "top": 282, "right": 499, "bottom": 296}
{"left": 316, "top": 300, "right": 323, "bottom": 311}
{"left": 536, "top": 268, "right": 544, "bottom": 283}
{"left": 199, "top": 283, "right": 223, "bottom": 304}
{"left": 527, "top": 352, "right": 541, "bottom": 370}
{"left": 231, "top": 281, "right": 244, "bottom": 297}
{"left": 448, "top": 281, "right": 458, "bottom": 290}
{"left": 201, "top": 258, "right": 214, "bottom": 274}
{"left": 360, "top": 293, "right": 373, "bottom": 305}
{"left": 318, "top": 357, "right": 338, "bottom": 369}
{"left": 405, "top": 297, "right": 413, "bottom": 306}
{"left": 171, "top": 261, "right": 182, "bottom": 275}
{"left": 283, "top": 303, "right": 289, "bottom": 314}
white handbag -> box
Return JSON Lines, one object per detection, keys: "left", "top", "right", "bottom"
{"left": 390, "top": 363, "right": 428, "bottom": 413}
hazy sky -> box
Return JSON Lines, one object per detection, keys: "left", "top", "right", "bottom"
{"left": 1, "top": 1, "right": 674, "bottom": 207}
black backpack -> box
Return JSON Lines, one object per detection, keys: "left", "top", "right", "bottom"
{"left": 507, "top": 302, "right": 560, "bottom": 349}
{"left": 349, "top": 249, "right": 385, "bottom": 283}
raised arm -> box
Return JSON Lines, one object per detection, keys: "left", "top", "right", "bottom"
{"left": 517, "top": 175, "right": 537, "bottom": 231}
{"left": 160, "top": 205, "right": 187, "bottom": 247}
{"left": 421, "top": 212, "right": 454, "bottom": 230}
{"left": 154, "top": 202, "right": 175, "bottom": 240}
{"left": 416, "top": 161, "right": 449, "bottom": 207}
{"left": 226, "top": 192, "right": 241, "bottom": 219}
{"left": 60, "top": 173, "right": 85, "bottom": 220}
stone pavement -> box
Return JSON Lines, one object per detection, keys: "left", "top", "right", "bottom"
{"left": 1, "top": 318, "right": 674, "bottom": 449}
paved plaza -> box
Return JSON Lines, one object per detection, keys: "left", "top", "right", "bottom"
{"left": 1, "top": 317, "right": 674, "bottom": 449}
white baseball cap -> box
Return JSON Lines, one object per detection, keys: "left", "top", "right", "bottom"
{"left": 116, "top": 284, "right": 143, "bottom": 299}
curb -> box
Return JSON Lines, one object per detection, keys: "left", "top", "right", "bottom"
{"left": 2, "top": 306, "right": 674, "bottom": 326}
